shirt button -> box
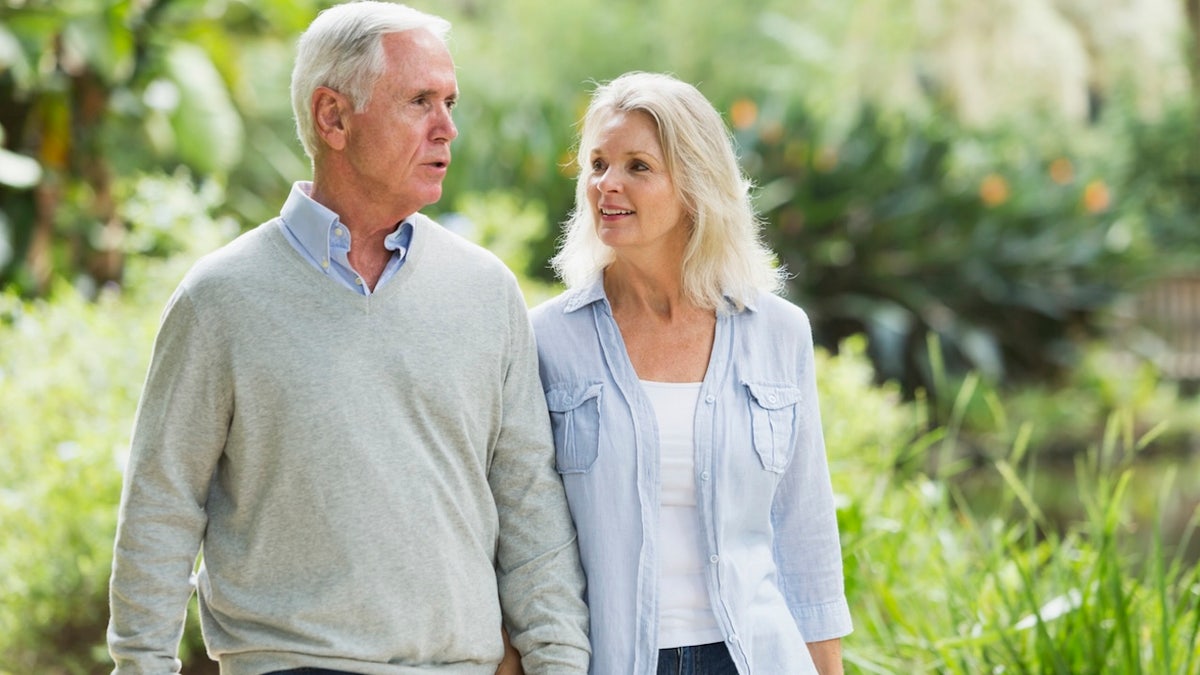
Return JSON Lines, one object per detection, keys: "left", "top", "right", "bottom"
{"left": 729, "top": 634, "right": 740, "bottom": 645}
{"left": 321, "top": 259, "right": 330, "bottom": 269}
{"left": 334, "top": 227, "right": 344, "bottom": 237}
{"left": 767, "top": 394, "right": 777, "bottom": 403}
{"left": 355, "top": 277, "right": 363, "bottom": 286}
{"left": 705, "top": 394, "right": 715, "bottom": 404}
{"left": 709, "top": 554, "right": 719, "bottom": 564}
{"left": 700, "top": 471, "right": 710, "bottom": 481}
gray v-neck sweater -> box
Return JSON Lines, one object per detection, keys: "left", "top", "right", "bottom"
{"left": 108, "top": 215, "right": 589, "bottom": 674}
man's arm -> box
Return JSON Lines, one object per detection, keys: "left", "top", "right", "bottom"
{"left": 487, "top": 283, "right": 589, "bottom": 674}
{"left": 108, "top": 288, "right": 229, "bottom": 672}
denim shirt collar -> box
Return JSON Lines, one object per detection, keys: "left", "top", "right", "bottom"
{"left": 560, "top": 273, "right": 759, "bottom": 315}
{"left": 562, "top": 276, "right": 609, "bottom": 314}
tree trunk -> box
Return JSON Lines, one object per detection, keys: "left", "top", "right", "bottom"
{"left": 1188, "top": 0, "right": 1200, "bottom": 96}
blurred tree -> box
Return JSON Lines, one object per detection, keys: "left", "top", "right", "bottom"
{"left": 1188, "top": 0, "right": 1200, "bottom": 93}
{"left": 0, "top": 0, "right": 315, "bottom": 296}
{"left": 0, "top": 0, "right": 1196, "bottom": 393}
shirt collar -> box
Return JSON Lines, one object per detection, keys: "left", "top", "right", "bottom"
{"left": 281, "top": 181, "right": 412, "bottom": 262}
{"left": 560, "top": 273, "right": 759, "bottom": 314}
{"left": 562, "top": 275, "right": 609, "bottom": 314}
{"left": 281, "top": 182, "right": 339, "bottom": 267}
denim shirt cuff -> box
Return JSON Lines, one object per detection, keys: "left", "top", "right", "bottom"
{"left": 792, "top": 597, "right": 854, "bottom": 642}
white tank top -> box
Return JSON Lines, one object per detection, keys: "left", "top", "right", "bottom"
{"left": 640, "top": 380, "right": 723, "bottom": 649}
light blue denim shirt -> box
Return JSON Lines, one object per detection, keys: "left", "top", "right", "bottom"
{"left": 279, "top": 181, "right": 412, "bottom": 295}
{"left": 530, "top": 278, "right": 852, "bottom": 675}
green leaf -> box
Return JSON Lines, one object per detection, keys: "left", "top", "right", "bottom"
{"left": 0, "top": 147, "right": 42, "bottom": 188}
{"left": 165, "top": 43, "right": 245, "bottom": 174}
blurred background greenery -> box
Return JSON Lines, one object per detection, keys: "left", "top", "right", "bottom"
{"left": 2, "top": 0, "right": 1199, "bottom": 672}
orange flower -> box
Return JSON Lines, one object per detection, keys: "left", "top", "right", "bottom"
{"left": 759, "top": 121, "right": 784, "bottom": 145}
{"left": 979, "top": 173, "right": 1010, "bottom": 207}
{"left": 1049, "top": 157, "right": 1073, "bottom": 185}
{"left": 1082, "top": 179, "right": 1111, "bottom": 213}
{"left": 814, "top": 145, "right": 838, "bottom": 172}
{"left": 730, "top": 98, "right": 758, "bottom": 130}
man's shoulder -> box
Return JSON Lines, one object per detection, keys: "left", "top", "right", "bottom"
{"left": 179, "top": 221, "right": 280, "bottom": 291}
{"left": 412, "top": 214, "right": 505, "bottom": 269}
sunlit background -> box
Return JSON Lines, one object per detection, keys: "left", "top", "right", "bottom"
{"left": 2, "top": 1, "right": 1198, "bottom": 672}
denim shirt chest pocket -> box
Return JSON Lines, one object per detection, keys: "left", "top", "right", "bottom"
{"left": 741, "top": 381, "right": 803, "bottom": 473}
{"left": 545, "top": 382, "right": 603, "bottom": 474}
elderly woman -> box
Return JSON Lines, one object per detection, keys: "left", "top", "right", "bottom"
{"left": 530, "top": 72, "right": 852, "bottom": 675}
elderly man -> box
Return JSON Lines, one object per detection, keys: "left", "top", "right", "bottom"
{"left": 106, "top": 3, "right": 588, "bottom": 673}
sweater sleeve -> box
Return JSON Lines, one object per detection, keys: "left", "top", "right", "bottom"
{"left": 107, "top": 286, "right": 232, "bottom": 673}
{"left": 488, "top": 280, "right": 591, "bottom": 674}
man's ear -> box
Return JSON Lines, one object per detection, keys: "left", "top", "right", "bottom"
{"left": 313, "top": 86, "right": 350, "bottom": 151}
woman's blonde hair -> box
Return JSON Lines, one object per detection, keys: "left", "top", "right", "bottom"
{"left": 551, "top": 71, "right": 783, "bottom": 311}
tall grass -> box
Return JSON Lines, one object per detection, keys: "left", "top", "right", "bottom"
{"left": 824, "top": 337, "right": 1200, "bottom": 673}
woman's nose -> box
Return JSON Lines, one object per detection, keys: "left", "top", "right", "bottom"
{"left": 596, "top": 167, "right": 620, "bottom": 192}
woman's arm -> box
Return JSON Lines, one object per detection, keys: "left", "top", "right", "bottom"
{"left": 806, "top": 638, "right": 843, "bottom": 675}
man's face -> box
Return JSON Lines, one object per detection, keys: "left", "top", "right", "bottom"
{"left": 343, "top": 29, "right": 459, "bottom": 217}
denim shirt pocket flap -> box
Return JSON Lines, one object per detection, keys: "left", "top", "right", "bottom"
{"left": 742, "top": 381, "right": 802, "bottom": 473}
{"left": 545, "top": 382, "right": 603, "bottom": 474}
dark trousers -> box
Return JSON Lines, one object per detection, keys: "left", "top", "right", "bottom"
{"left": 263, "top": 669, "right": 361, "bottom": 675}
{"left": 657, "top": 641, "right": 740, "bottom": 675}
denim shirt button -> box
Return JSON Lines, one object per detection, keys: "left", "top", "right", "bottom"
{"left": 700, "top": 471, "right": 710, "bottom": 481}
{"left": 704, "top": 394, "right": 715, "bottom": 404}
{"left": 709, "top": 554, "right": 719, "bottom": 564}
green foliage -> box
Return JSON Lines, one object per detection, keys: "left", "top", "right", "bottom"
{"left": 447, "top": 190, "right": 561, "bottom": 306}
{"left": 737, "top": 102, "right": 1159, "bottom": 393}
{"left": 0, "top": 282, "right": 145, "bottom": 673}
{"left": 0, "top": 171, "right": 232, "bottom": 673}
{"left": 2, "top": 3, "right": 1199, "bottom": 671}
{"left": 3, "top": 0, "right": 1200, "bottom": 396}
{"left": 820, "top": 340, "right": 1200, "bottom": 674}
{"left": 0, "top": 0, "right": 314, "bottom": 293}
{"left": 6, "top": 234, "right": 1197, "bottom": 672}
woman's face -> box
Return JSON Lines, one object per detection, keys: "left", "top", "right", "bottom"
{"left": 586, "top": 110, "right": 690, "bottom": 260}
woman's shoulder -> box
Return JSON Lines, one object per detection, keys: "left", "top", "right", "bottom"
{"left": 530, "top": 283, "right": 604, "bottom": 327}
{"left": 739, "top": 290, "right": 812, "bottom": 330}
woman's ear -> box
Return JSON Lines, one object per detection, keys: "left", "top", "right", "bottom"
{"left": 312, "top": 86, "right": 350, "bottom": 151}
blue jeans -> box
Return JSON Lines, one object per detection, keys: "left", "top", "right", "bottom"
{"left": 658, "top": 642, "right": 739, "bottom": 675}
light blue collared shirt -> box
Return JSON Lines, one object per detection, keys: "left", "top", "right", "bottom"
{"left": 530, "top": 278, "right": 852, "bottom": 675}
{"left": 279, "top": 181, "right": 413, "bottom": 295}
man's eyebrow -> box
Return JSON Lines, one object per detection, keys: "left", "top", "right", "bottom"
{"left": 410, "top": 88, "right": 457, "bottom": 99}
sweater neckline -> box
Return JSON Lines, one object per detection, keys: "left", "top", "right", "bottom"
{"left": 265, "top": 216, "right": 429, "bottom": 302}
